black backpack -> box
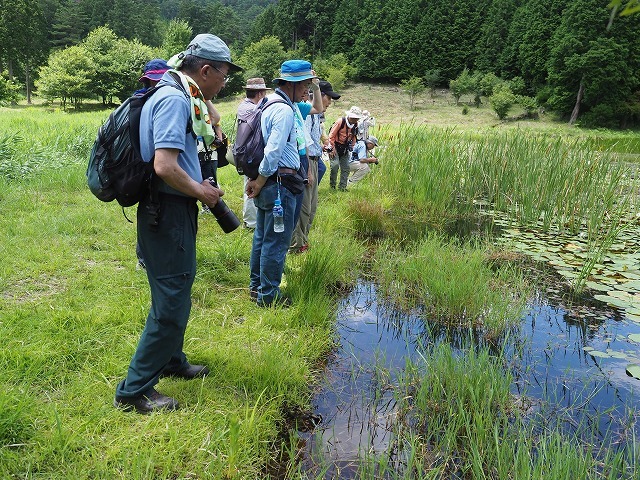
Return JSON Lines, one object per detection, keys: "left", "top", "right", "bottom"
{"left": 232, "top": 94, "right": 290, "bottom": 180}
{"left": 87, "top": 80, "right": 190, "bottom": 207}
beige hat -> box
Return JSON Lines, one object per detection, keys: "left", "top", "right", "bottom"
{"left": 345, "top": 106, "right": 364, "bottom": 119}
{"left": 244, "top": 77, "right": 271, "bottom": 90}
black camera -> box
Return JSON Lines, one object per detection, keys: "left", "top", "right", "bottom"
{"left": 207, "top": 178, "right": 240, "bottom": 233}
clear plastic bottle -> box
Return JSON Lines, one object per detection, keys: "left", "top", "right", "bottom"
{"left": 273, "top": 192, "right": 284, "bottom": 233}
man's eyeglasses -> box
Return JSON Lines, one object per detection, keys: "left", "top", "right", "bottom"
{"left": 209, "top": 64, "right": 230, "bottom": 83}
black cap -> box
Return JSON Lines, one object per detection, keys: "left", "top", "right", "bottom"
{"left": 319, "top": 80, "right": 340, "bottom": 99}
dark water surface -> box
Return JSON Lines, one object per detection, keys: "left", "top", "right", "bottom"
{"left": 298, "top": 282, "right": 640, "bottom": 477}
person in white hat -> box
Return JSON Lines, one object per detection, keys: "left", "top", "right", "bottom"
{"left": 357, "top": 109, "right": 375, "bottom": 141}
{"left": 328, "top": 106, "right": 364, "bottom": 190}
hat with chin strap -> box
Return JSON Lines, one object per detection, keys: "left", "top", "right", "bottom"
{"left": 273, "top": 60, "right": 318, "bottom": 83}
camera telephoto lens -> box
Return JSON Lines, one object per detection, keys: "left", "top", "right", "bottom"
{"left": 206, "top": 177, "right": 240, "bottom": 233}
{"left": 210, "top": 199, "right": 240, "bottom": 233}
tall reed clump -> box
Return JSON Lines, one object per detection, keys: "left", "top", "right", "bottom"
{"left": 383, "top": 126, "right": 633, "bottom": 292}
{"left": 384, "top": 125, "right": 631, "bottom": 240}
{"left": 373, "top": 233, "right": 528, "bottom": 336}
{"left": 390, "top": 343, "right": 632, "bottom": 478}
{"left": 460, "top": 133, "right": 630, "bottom": 239}
{"left": 382, "top": 126, "right": 465, "bottom": 220}
{"left": 0, "top": 109, "right": 102, "bottom": 180}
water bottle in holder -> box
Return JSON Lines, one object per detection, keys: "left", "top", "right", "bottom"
{"left": 273, "top": 187, "right": 284, "bottom": 233}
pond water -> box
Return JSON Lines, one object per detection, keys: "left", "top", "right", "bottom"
{"left": 296, "top": 282, "right": 640, "bottom": 478}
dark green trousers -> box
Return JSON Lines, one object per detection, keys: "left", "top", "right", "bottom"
{"left": 116, "top": 193, "right": 198, "bottom": 398}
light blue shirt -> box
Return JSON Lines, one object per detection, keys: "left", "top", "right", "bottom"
{"left": 259, "top": 89, "right": 299, "bottom": 177}
{"left": 139, "top": 73, "right": 201, "bottom": 194}
{"left": 351, "top": 140, "right": 368, "bottom": 162}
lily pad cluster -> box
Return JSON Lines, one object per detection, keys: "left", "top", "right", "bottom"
{"left": 490, "top": 214, "right": 640, "bottom": 381}
{"left": 493, "top": 218, "right": 640, "bottom": 321}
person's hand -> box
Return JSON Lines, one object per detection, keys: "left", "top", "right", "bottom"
{"left": 246, "top": 179, "right": 262, "bottom": 199}
{"left": 310, "top": 71, "right": 320, "bottom": 89}
{"left": 200, "top": 179, "right": 223, "bottom": 207}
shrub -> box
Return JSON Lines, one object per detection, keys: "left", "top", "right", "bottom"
{"left": 400, "top": 76, "right": 426, "bottom": 110}
{"left": 490, "top": 85, "right": 516, "bottom": 120}
{"left": 517, "top": 95, "right": 539, "bottom": 117}
{"left": 509, "top": 76, "right": 527, "bottom": 96}
{"left": 479, "top": 72, "right": 503, "bottom": 97}
{"left": 0, "top": 72, "right": 21, "bottom": 105}
{"left": 312, "top": 53, "right": 355, "bottom": 88}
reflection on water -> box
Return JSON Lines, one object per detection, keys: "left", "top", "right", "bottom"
{"left": 299, "top": 282, "right": 640, "bottom": 477}
{"left": 512, "top": 301, "right": 640, "bottom": 442}
{"left": 298, "top": 284, "right": 426, "bottom": 478}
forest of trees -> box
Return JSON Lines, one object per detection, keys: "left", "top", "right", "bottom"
{"left": 0, "top": 0, "right": 639, "bottom": 127}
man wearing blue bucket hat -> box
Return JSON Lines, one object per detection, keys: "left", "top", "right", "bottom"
{"left": 114, "top": 34, "right": 242, "bottom": 414}
{"left": 246, "top": 59, "right": 317, "bottom": 308}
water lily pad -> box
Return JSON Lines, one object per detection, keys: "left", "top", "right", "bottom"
{"left": 587, "top": 350, "right": 610, "bottom": 358}
{"left": 593, "top": 294, "right": 630, "bottom": 309}
{"left": 583, "top": 346, "right": 594, "bottom": 352}
{"left": 629, "top": 334, "right": 640, "bottom": 343}
{"left": 557, "top": 270, "right": 578, "bottom": 279}
{"left": 585, "top": 281, "right": 610, "bottom": 292}
{"left": 608, "top": 352, "right": 628, "bottom": 359}
{"left": 625, "top": 306, "right": 640, "bottom": 316}
{"left": 620, "top": 271, "right": 640, "bottom": 280}
{"left": 608, "top": 290, "right": 635, "bottom": 301}
{"left": 626, "top": 364, "right": 640, "bottom": 379}
{"left": 625, "top": 313, "right": 640, "bottom": 324}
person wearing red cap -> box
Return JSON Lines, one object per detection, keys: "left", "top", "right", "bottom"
{"left": 134, "top": 58, "right": 170, "bottom": 97}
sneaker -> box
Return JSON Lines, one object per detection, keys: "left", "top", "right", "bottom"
{"left": 249, "top": 289, "right": 258, "bottom": 302}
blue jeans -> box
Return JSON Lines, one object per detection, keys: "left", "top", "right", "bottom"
{"left": 317, "top": 157, "right": 326, "bottom": 184}
{"left": 249, "top": 181, "right": 296, "bottom": 305}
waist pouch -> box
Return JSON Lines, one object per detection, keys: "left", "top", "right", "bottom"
{"left": 279, "top": 172, "right": 305, "bottom": 195}
{"left": 335, "top": 143, "right": 351, "bottom": 157}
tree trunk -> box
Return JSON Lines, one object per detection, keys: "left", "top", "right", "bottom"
{"left": 26, "top": 62, "right": 32, "bottom": 104}
{"left": 569, "top": 79, "right": 585, "bottom": 125}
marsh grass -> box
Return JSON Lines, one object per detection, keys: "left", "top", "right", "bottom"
{"left": 385, "top": 343, "right": 634, "bottom": 479}
{"left": 381, "top": 126, "right": 632, "bottom": 237}
{"left": 373, "top": 234, "right": 529, "bottom": 336}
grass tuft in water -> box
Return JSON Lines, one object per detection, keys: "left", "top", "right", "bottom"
{"left": 373, "top": 233, "right": 529, "bottom": 336}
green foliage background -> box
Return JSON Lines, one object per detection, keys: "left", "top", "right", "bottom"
{"left": 0, "top": 0, "right": 639, "bottom": 126}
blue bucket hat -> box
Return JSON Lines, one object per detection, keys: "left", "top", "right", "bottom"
{"left": 138, "top": 58, "right": 169, "bottom": 83}
{"left": 273, "top": 60, "right": 317, "bottom": 83}
{"left": 174, "top": 34, "right": 243, "bottom": 72}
